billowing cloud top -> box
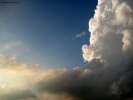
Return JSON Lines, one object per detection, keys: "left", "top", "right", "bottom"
{"left": 0, "top": 0, "right": 133, "bottom": 100}
{"left": 82, "top": 0, "right": 133, "bottom": 62}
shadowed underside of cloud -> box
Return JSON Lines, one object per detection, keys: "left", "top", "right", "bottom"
{"left": 35, "top": 58, "right": 133, "bottom": 100}
{"left": 0, "top": 0, "right": 133, "bottom": 100}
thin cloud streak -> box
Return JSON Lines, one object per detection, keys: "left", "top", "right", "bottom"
{"left": 72, "top": 31, "right": 86, "bottom": 40}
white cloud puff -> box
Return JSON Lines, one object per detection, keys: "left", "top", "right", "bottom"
{"left": 82, "top": 0, "right": 133, "bottom": 62}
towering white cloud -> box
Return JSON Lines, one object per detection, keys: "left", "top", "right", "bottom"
{"left": 82, "top": 0, "right": 133, "bottom": 62}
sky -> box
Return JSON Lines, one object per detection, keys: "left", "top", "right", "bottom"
{"left": 0, "top": 0, "right": 97, "bottom": 69}
{"left": 0, "top": 0, "right": 133, "bottom": 100}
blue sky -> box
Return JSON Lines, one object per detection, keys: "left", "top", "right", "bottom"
{"left": 0, "top": 0, "right": 97, "bottom": 69}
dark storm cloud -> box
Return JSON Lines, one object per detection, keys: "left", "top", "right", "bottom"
{"left": 35, "top": 56, "right": 132, "bottom": 100}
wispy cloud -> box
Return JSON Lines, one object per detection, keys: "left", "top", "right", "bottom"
{"left": 4, "top": 41, "right": 27, "bottom": 50}
{"left": 2, "top": 41, "right": 29, "bottom": 58}
{"left": 72, "top": 31, "right": 86, "bottom": 40}
{"left": 4, "top": 45, "right": 10, "bottom": 49}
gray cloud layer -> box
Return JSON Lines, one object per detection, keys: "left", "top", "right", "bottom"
{"left": 35, "top": 58, "right": 133, "bottom": 100}
{"left": 0, "top": 85, "right": 36, "bottom": 100}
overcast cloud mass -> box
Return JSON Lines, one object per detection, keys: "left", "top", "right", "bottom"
{"left": 0, "top": 0, "right": 133, "bottom": 100}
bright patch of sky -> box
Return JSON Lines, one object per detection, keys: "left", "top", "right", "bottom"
{"left": 0, "top": 0, "right": 97, "bottom": 69}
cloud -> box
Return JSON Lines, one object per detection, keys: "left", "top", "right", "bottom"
{"left": 37, "top": 92, "right": 78, "bottom": 100}
{"left": 4, "top": 45, "right": 10, "bottom": 49}
{"left": 0, "top": 52, "right": 132, "bottom": 100}
{"left": 34, "top": 0, "right": 133, "bottom": 100}
{"left": 72, "top": 31, "right": 86, "bottom": 40}
{"left": 0, "top": 54, "right": 67, "bottom": 87}
{"left": 0, "top": 0, "right": 133, "bottom": 100}
{"left": 75, "top": 31, "right": 86, "bottom": 38}
{"left": 0, "top": 54, "right": 69, "bottom": 99}
{"left": 82, "top": 0, "right": 133, "bottom": 62}
{"left": 0, "top": 84, "right": 36, "bottom": 100}
{"left": 35, "top": 58, "right": 130, "bottom": 100}
{"left": 4, "top": 41, "right": 21, "bottom": 50}
{"left": 3, "top": 41, "right": 29, "bottom": 57}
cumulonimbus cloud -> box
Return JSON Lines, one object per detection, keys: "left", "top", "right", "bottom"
{"left": 0, "top": 0, "right": 133, "bottom": 100}
{"left": 36, "top": 0, "right": 133, "bottom": 99}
